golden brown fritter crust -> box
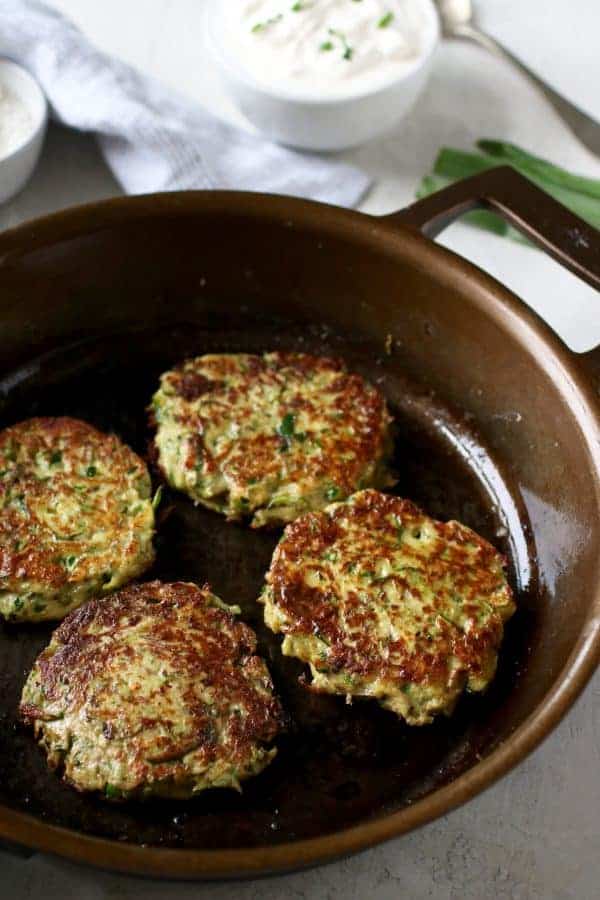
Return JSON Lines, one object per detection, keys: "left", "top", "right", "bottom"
{"left": 261, "top": 490, "right": 515, "bottom": 724}
{"left": 20, "top": 581, "right": 284, "bottom": 800}
{"left": 149, "top": 352, "right": 395, "bottom": 527}
{"left": 0, "top": 417, "right": 155, "bottom": 621}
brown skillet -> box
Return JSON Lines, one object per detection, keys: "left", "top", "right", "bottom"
{"left": 0, "top": 166, "right": 599, "bottom": 879}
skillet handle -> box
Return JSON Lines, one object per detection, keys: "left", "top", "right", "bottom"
{"left": 388, "top": 165, "right": 600, "bottom": 292}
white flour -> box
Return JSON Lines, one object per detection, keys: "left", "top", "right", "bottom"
{"left": 0, "top": 82, "right": 33, "bottom": 158}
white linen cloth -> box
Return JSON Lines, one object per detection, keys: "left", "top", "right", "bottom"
{"left": 0, "top": 0, "right": 371, "bottom": 205}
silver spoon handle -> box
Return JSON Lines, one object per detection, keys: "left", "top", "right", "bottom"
{"left": 448, "top": 23, "right": 600, "bottom": 157}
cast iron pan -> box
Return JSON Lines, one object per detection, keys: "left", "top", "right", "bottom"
{"left": 0, "top": 167, "right": 599, "bottom": 879}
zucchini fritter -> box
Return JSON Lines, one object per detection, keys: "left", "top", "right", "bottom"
{"left": 260, "top": 490, "right": 515, "bottom": 725}
{"left": 149, "top": 352, "right": 394, "bottom": 527}
{"left": 20, "top": 581, "right": 284, "bottom": 800}
{"left": 0, "top": 417, "right": 155, "bottom": 622}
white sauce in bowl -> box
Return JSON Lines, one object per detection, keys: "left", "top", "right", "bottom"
{"left": 222, "top": 0, "right": 436, "bottom": 98}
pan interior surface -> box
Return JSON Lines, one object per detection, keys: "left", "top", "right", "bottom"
{"left": 0, "top": 317, "right": 538, "bottom": 852}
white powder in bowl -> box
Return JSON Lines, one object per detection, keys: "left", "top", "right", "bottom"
{"left": 0, "top": 82, "right": 33, "bottom": 159}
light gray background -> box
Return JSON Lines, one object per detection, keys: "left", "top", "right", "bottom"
{"left": 2, "top": 2, "right": 600, "bottom": 897}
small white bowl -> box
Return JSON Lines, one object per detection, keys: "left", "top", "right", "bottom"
{"left": 204, "top": 1, "right": 439, "bottom": 152}
{"left": 0, "top": 59, "right": 48, "bottom": 205}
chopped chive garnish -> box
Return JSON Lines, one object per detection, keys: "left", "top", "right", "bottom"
{"left": 320, "top": 40, "right": 334, "bottom": 52}
{"left": 328, "top": 28, "right": 354, "bottom": 60}
{"left": 86, "top": 465, "right": 97, "bottom": 477}
{"left": 152, "top": 484, "right": 163, "bottom": 511}
{"left": 50, "top": 451, "right": 62, "bottom": 465}
{"left": 378, "top": 12, "right": 394, "bottom": 28}
{"left": 277, "top": 413, "right": 296, "bottom": 439}
{"left": 252, "top": 14, "right": 283, "bottom": 33}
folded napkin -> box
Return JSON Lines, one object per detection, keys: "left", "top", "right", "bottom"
{"left": 0, "top": 0, "right": 371, "bottom": 205}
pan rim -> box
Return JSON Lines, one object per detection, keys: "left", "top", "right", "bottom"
{"left": 0, "top": 190, "right": 599, "bottom": 879}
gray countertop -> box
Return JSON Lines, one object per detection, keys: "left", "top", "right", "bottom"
{"left": 2, "top": 1, "right": 600, "bottom": 894}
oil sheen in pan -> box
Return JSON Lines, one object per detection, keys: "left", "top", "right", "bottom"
{"left": 0, "top": 321, "right": 538, "bottom": 851}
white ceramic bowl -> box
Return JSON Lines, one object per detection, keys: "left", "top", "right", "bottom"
{"left": 204, "top": 1, "right": 439, "bottom": 152}
{"left": 0, "top": 59, "right": 48, "bottom": 205}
